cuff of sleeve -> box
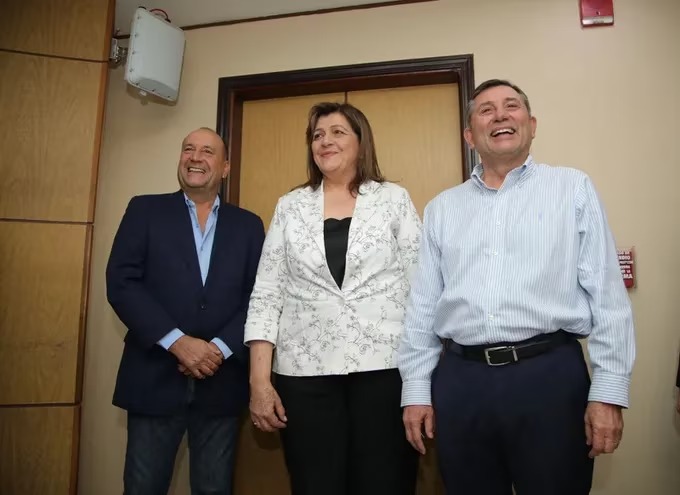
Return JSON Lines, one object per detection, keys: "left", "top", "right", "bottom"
{"left": 588, "top": 370, "right": 631, "bottom": 408}
{"left": 211, "top": 338, "right": 233, "bottom": 360}
{"left": 401, "top": 380, "right": 432, "bottom": 407}
{"left": 243, "top": 327, "right": 278, "bottom": 347}
{"left": 157, "top": 328, "right": 184, "bottom": 351}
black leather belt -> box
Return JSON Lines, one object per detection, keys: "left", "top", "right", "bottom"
{"left": 443, "top": 330, "right": 574, "bottom": 366}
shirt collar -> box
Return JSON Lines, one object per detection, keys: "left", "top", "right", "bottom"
{"left": 184, "top": 193, "right": 220, "bottom": 213}
{"left": 471, "top": 155, "right": 535, "bottom": 190}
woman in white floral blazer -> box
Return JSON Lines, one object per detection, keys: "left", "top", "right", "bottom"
{"left": 244, "top": 102, "right": 422, "bottom": 495}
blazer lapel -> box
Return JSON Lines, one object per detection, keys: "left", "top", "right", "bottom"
{"left": 342, "top": 181, "right": 382, "bottom": 292}
{"left": 297, "top": 186, "right": 327, "bottom": 261}
{"left": 170, "top": 191, "right": 203, "bottom": 288}
{"left": 294, "top": 181, "right": 383, "bottom": 294}
{"left": 295, "top": 185, "right": 345, "bottom": 293}
{"left": 347, "top": 181, "right": 380, "bottom": 250}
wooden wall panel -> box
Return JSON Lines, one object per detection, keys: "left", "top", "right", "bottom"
{"left": 239, "top": 93, "right": 345, "bottom": 228}
{"left": 0, "top": 222, "right": 89, "bottom": 405}
{"left": 0, "top": 0, "right": 113, "bottom": 60}
{"left": 0, "top": 1, "right": 112, "bottom": 493}
{"left": 0, "top": 52, "right": 105, "bottom": 222}
{"left": 0, "top": 406, "right": 79, "bottom": 495}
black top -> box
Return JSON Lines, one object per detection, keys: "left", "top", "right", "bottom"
{"left": 324, "top": 217, "right": 351, "bottom": 289}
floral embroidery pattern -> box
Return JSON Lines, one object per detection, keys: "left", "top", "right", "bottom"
{"left": 244, "top": 181, "right": 422, "bottom": 376}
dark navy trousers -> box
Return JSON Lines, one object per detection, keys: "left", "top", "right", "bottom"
{"left": 432, "top": 339, "right": 594, "bottom": 495}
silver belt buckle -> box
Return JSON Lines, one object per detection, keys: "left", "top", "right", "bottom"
{"left": 484, "top": 345, "right": 518, "bottom": 366}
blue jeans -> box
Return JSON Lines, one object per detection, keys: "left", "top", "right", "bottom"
{"left": 123, "top": 406, "right": 240, "bottom": 495}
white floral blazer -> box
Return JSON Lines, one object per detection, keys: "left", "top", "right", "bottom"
{"left": 244, "top": 180, "right": 422, "bottom": 376}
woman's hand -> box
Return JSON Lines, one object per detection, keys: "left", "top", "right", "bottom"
{"left": 250, "top": 380, "right": 287, "bottom": 432}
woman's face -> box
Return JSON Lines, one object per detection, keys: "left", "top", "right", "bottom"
{"left": 310, "top": 112, "right": 360, "bottom": 179}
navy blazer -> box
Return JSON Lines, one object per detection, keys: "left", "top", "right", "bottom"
{"left": 106, "top": 191, "right": 264, "bottom": 416}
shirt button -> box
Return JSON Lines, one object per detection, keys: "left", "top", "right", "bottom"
{"left": 496, "top": 220, "right": 501, "bottom": 226}
{"left": 488, "top": 314, "right": 494, "bottom": 320}
{"left": 493, "top": 250, "right": 498, "bottom": 256}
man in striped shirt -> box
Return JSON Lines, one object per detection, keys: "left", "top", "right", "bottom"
{"left": 398, "top": 79, "right": 635, "bottom": 495}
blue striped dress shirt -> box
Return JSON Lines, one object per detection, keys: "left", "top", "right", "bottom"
{"left": 398, "top": 156, "right": 635, "bottom": 408}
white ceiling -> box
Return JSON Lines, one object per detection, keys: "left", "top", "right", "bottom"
{"left": 114, "top": 0, "right": 406, "bottom": 35}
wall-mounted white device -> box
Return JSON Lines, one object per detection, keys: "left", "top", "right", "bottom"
{"left": 124, "top": 8, "right": 186, "bottom": 102}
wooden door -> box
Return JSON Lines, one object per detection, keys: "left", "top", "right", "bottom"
{"left": 239, "top": 93, "right": 345, "bottom": 229}
{"left": 234, "top": 84, "right": 463, "bottom": 495}
{"left": 235, "top": 93, "right": 345, "bottom": 495}
{"left": 348, "top": 84, "right": 461, "bottom": 495}
{"left": 347, "top": 84, "right": 462, "bottom": 216}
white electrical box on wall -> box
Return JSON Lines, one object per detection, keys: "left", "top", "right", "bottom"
{"left": 124, "top": 8, "right": 185, "bottom": 102}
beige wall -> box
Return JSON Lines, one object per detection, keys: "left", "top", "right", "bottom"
{"left": 80, "top": 0, "right": 680, "bottom": 493}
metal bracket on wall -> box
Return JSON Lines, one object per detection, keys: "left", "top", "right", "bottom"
{"left": 109, "top": 38, "right": 128, "bottom": 68}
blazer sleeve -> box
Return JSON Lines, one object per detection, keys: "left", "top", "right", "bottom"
{"left": 214, "top": 215, "right": 265, "bottom": 362}
{"left": 393, "top": 186, "right": 423, "bottom": 282}
{"left": 106, "top": 197, "right": 179, "bottom": 349}
{"left": 244, "top": 198, "right": 289, "bottom": 345}
{"left": 676, "top": 351, "right": 680, "bottom": 388}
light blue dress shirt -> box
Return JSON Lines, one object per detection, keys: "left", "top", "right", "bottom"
{"left": 157, "top": 194, "right": 232, "bottom": 360}
{"left": 399, "top": 156, "right": 635, "bottom": 408}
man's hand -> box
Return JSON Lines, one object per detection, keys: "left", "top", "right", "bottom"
{"left": 178, "top": 343, "right": 224, "bottom": 376}
{"left": 169, "top": 336, "right": 222, "bottom": 379}
{"left": 250, "top": 380, "right": 287, "bottom": 433}
{"left": 403, "top": 405, "right": 435, "bottom": 455}
{"left": 585, "top": 401, "right": 624, "bottom": 458}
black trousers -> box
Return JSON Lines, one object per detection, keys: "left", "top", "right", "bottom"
{"left": 275, "top": 368, "right": 418, "bottom": 495}
{"left": 433, "top": 339, "right": 594, "bottom": 495}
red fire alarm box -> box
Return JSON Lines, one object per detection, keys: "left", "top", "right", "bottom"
{"left": 617, "top": 248, "right": 635, "bottom": 289}
{"left": 580, "top": 0, "right": 614, "bottom": 27}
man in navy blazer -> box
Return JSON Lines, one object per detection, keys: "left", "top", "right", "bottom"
{"left": 106, "top": 127, "right": 264, "bottom": 495}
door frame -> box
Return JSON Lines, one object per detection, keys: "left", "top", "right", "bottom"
{"left": 216, "top": 54, "right": 476, "bottom": 204}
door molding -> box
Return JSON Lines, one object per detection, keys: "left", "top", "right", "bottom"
{"left": 216, "top": 54, "right": 476, "bottom": 204}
